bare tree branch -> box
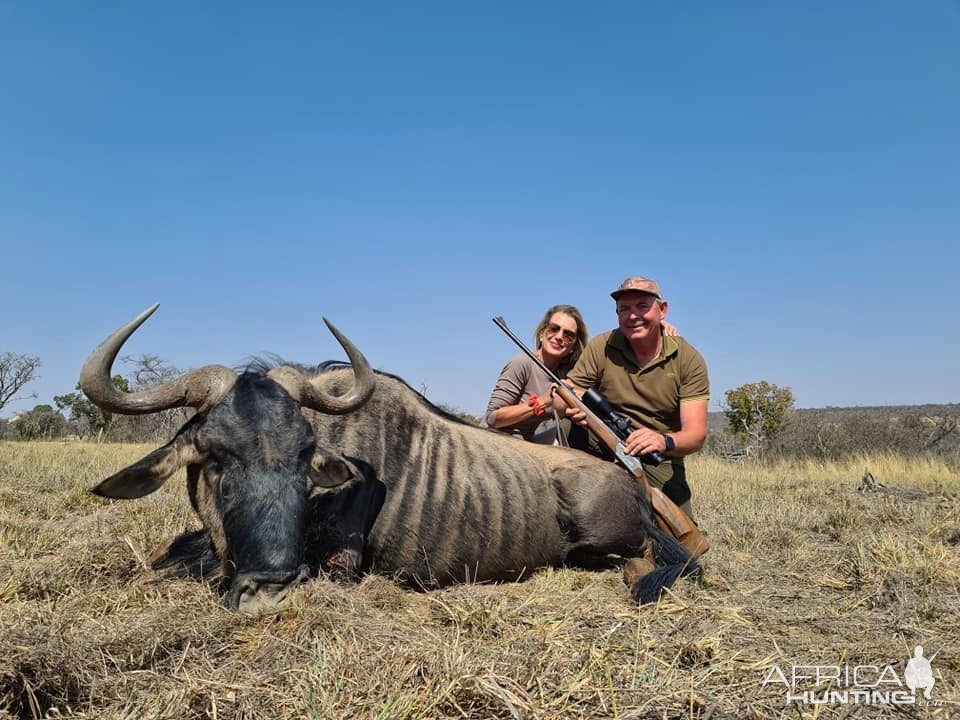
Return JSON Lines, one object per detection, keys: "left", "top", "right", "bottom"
{"left": 0, "top": 352, "right": 41, "bottom": 412}
{"left": 120, "top": 353, "right": 183, "bottom": 389}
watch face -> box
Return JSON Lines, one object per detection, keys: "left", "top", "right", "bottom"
{"left": 664, "top": 435, "right": 675, "bottom": 451}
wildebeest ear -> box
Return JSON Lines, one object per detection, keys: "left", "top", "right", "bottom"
{"left": 92, "top": 423, "right": 201, "bottom": 499}
{"left": 309, "top": 452, "right": 356, "bottom": 488}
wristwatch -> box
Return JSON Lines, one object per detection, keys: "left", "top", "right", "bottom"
{"left": 662, "top": 434, "right": 676, "bottom": 452}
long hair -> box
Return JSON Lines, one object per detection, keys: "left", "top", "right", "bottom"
{"left": 533, "top": 304, "right": 589, "bottom": 375}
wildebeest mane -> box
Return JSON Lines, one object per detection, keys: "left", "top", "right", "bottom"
{"left": 311, "top": 362, "right": 478, "bottom": 428}
{"left": 237, "top": 355, "right": 297, "bottom": 376}
{"left": 235, "top": 358, "right": 476, "bottom": 427}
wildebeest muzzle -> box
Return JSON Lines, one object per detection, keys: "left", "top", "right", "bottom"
{"left": 223, "top": 564, "right": 311, "bottom": 614}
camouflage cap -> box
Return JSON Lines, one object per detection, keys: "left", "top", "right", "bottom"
{"left": 610, "top": 276, "right": 662, "bottom": 301}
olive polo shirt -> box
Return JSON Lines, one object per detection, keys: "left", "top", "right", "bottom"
{"left": 566, "top": 330, "right": 709, "bottom": 507}
{"left": 567, "top": 330, "right": 709, "bottom": 432}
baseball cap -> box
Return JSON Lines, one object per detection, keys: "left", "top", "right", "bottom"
{"left": 610, "top": 276, "right": 662, "bottom": 301}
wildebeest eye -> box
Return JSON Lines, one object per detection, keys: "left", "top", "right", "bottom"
{"left": 199, "top": 458, "right": 227, "bottom": 500}
{"left": 219, "top": 474, "right": 233, "bottom": 501}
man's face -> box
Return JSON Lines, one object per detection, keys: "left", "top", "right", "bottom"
{"left": 616, "top": 292, "right": 667, "bottom": 344}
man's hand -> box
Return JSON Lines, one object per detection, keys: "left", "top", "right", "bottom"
{"left": 624, "top": 427, "right": 667, "bottom": 456}
{"left": 564, "top": 405, "right": 588, "bottom": 426}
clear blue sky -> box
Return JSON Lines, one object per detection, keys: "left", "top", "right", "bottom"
{"left": 2, "top": 2, "right": 958, "bottom": 418}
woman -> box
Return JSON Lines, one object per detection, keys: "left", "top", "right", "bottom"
{"left": 485, "top": 305, "right": 588, "bottom": 444}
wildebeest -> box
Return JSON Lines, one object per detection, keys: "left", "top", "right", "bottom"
{"left": 80, "top": 305, "right": 700, "bottom": 613}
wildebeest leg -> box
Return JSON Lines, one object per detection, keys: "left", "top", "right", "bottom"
{"left": 305, "top": 457, "right": 385, "bottom": 581}
{"left": 554, "top": 464, "right": 700, "bottom": 603}
{"left": 561, "top": 489, "right": 649, "bottom": 569}
{"left": 149, "top": 529, "right": 222, "bottom": 582}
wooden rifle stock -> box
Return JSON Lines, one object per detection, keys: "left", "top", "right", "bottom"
{"left": 491, "top": 316, "right": 708, "bottom": 558}
{"left": 551, "top": 384, "right": 710, "bottom": 558}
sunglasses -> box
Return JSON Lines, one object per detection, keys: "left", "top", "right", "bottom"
{"left": 545, "top": 322, "right": 578, "bottom": 345}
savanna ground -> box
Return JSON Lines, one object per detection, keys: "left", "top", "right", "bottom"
{"left": 0, "top": 441, "right": 957, "bottom": 720}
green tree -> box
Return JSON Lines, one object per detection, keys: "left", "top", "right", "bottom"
{"left": 15, "top": 404, "right": 66, "bottom": 440}
{"left": 54, "top": 376, "right": 130, "bottom": 438}
{"left": 723, "top": 381, "right": 795, "bottom": 456}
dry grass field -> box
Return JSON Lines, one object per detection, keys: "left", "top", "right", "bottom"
{"left": 1, "top": 441, "right": 958, "bottom": 719}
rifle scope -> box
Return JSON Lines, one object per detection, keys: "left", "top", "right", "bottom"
{"left": 582, "top": 389, "right": 665, "bottom": 467}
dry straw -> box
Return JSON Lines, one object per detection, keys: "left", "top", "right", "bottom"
{"left": 1, "top": 441, "right": 958, "bottom": 718}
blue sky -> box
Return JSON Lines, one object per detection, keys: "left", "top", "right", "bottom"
{"left": 2, "top": 2, "right": 958, "bottom": 418}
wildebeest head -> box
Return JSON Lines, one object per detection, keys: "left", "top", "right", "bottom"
{"left": 80, "top": 305, "right": 375, "bottom": 613}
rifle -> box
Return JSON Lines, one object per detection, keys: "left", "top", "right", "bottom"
{"left": 492, "top": 316, "right": 709, "bottom": 558}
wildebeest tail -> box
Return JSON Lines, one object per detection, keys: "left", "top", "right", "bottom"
{"left": 631, "top": 507, "right": 701, "bottom": 604}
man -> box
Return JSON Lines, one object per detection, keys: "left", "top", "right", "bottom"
{"left": 564, "top": 276, "right": 709, "bottom": 519}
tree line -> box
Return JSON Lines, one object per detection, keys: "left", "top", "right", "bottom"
{"left": 0, "top": 351, "right": 192, "bottom": 442}
{"left": 2, "top": 350, "right": 957, "bottom": 461}
{"left": 708, "top": 381, "right": 959, "bottom": 463}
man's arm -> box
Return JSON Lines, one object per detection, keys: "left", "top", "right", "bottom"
{"left": 622, "top": 399, "right": 707, "bottom": 458}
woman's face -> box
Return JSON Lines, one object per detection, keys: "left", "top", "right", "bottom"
{"left": 540, "top": 312, "right": 579, "bottom": 361}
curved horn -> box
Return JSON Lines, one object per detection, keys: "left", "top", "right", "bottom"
{"left": 79, "top": 304, "right": 237, "bottom": 415}
{"left": 269, "top": 318, "right": 375, "bottom": 415}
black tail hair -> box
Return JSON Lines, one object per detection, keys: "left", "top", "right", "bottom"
{"left": 631, "top": 502, "right": 702, "bottom": 604}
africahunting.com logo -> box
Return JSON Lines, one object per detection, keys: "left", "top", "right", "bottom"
{"left": 762, "top": 644, "right": 944, "bottom": 707}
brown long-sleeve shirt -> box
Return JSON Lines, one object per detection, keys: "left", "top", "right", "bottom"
{"left": 484, "top": 353, "right": 560, "bottom": 444}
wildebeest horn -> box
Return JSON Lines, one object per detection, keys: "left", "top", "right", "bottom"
{"left": 79, "top": 304, "right": 237, "bottom": 414}
{"left": 268, "top": 318, "right": 375, "bottom": 414}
